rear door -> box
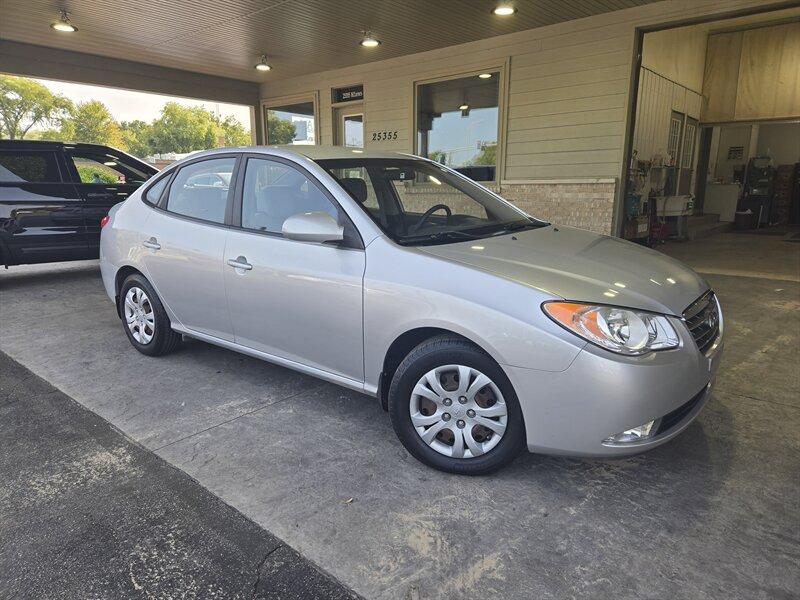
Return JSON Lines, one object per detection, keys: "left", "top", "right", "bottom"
{"left": 63, "top": 148, "right": 155, "bottom": 256}
{"left": 0, "top": 148, "right": 88, "bottom": 265}
{"left": 139, "top": 155, "right": 238, "bottom": 341}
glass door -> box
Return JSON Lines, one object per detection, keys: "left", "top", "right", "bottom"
{"left": 334, "top": 106, "right": 364, "bottom": 148}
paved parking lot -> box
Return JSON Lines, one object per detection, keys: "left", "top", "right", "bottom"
{"left": 1, "top": 230, "right": 798, "bottom": 599}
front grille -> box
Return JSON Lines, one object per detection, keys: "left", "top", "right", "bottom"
{"left": 683, "top": 291, "right": 720, "bottom": 355}
{"left": 655, "top": 386, "right": 706, "bottom": 435}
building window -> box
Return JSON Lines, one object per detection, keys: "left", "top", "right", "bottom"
{"left": 264, "top": 100, "right": 316, "bottom": 145}
{"left": 416, "top": 71, "right": 500, "bottom": 181}
{"left": 681, "top": 118, "right": 698, "bottom": 169}
{"left": 667, "top": 111, "right": 684, "bottom": 165}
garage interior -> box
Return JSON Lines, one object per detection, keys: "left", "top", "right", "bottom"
{"left": 627, "top": 7, "right": 800, "bottom": 247}
{"left": 1, "top": 1, "right": 800, "bottom": 599}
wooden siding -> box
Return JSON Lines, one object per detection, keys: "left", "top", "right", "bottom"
{"left": 702, "top": 22, "right": 800, "bottom": 122}
{"left": 260, "top": 0, "right": 782, "bottom": 182}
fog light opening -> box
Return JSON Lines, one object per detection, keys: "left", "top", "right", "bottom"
{"left": 603, "top": 420, "right": 656, "bottom": 445}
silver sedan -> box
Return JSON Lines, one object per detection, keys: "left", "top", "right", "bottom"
{"left": 100, "top": 146, "right": 723, "bottom": 474}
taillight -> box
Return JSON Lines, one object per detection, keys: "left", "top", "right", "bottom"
{"left": 100, "top": 215, "right": 110, "bottom": 228}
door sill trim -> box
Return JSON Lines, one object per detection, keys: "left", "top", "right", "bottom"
{"left": 172, "top": 325, "right": 369, "bottom": 395}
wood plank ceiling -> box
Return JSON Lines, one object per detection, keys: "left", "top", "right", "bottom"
{"left": 1, "top": 0, "right": 658, "bottom": 82}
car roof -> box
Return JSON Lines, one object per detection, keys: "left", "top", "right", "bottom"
{"left": 0, "top": 139, "right": 117, "bottom": 151}
{"left": 187, "top": 145, "right": 416, "bottom": 162}
{"left": 271, "top": 145, "right": 412, "bottom": 161}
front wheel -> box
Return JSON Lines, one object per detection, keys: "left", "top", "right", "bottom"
{"left": 388, "top": 335, "right": 525, "bottom": 474}
{"left": 119, "top": 273, "right": 181, "bottom": 356}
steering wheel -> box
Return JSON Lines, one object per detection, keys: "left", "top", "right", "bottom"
{"left": 409, "top": 204, "right": 452, "bottom": 234}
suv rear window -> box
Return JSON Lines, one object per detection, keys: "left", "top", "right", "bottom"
{"left": 0, "top": 151, "right": 61, "bottom": 183}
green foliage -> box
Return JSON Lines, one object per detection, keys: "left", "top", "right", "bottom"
{"left": 3, "top": 77, "right": 252, "bottom": 159}
{"left": 149, "top": 102, "right": 218, "bottom": 154}
{"left": 473, "top": 144, "right": 496, "bottom": 166}
{"left": 267, "top": 115, "right": 297, "bottom": 145}
{"left": 120, "top": 120, "right": 153, "bottom": 157}
{"left": 70, "top": 100, "right": 124, "bottom": 147}
{"left": 428, "top": 150, "right": 448, "bottom": 165}
{"left": 76, "top": 165, "right": 118, "bottom": 184}
{"left": 0, "top": 75, "right": 72, "bottom": 139}
{"left": 220, "top": 115, "right": 251, "bottom": 147}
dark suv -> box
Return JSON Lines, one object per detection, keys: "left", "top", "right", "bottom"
{"left": 0, "top": 140, "right": 158, "bottom": 267}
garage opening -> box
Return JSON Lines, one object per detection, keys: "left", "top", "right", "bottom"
{"left": 624, "top": 7, "right": 800, "bottom": 265}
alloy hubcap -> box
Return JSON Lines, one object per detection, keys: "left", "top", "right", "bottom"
{"left": 409, "top": 365, "right": 508, "bottom": 459}
{"left": 124, "top": 286, "right": 155, "bottom": 344}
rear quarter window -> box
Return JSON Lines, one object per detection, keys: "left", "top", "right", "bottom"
{"left": 0, "top": 151, "right": 61, "bottom": 183}
{"left": 143, "top": 175, "right": 170, "bottom": 205}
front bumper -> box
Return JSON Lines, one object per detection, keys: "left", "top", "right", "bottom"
{"left": 505, "top": 321, "right": 723, "bottom": 457}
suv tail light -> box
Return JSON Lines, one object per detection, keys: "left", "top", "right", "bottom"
{"left": 100, "top": 215, "right": 110, "bottom": 228}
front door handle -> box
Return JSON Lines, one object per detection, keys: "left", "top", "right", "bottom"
{"left": 227, "top": 256, "right": 253, "bottom": 271}
{"left": 142, "top": 237, "right": 161, "bottom": 250}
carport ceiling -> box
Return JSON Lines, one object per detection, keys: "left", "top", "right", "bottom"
{"left": 2, "top": 0, "right": 658, "bottom": 82}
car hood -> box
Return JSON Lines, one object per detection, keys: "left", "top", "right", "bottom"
{"left": 418, "top": 225, "right": 708, "bottom": 316}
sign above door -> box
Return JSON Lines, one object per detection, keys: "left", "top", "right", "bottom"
{"left": 332, "top": 84, "right": 364, "bottom": 104}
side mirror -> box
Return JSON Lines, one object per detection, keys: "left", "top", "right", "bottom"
{"left": 282, "top": 211, "right": 344, "bottom": 244}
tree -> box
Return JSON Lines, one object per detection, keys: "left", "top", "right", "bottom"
{"left": 69, "top": 100, "right": 124, "bottom": 148}
{"left": 120, "top": 120, "right": 153, "bottom": 158}
{"left": 267, "top": 115, "right": 296, "bottom": 145}
{"left": 0, "top": 75, "right": 72, "bottom": 139}
{"left": 148, "top": 102, "right": 218, "bottom": 154}
{"left": 428, "top": 150, "right": 448, "bottom": 165}
{"left": 473, "top": 144, "right": 496, "bottom": 166}
{"left": 220, "top": 115, "right": 251, "bottom": 147}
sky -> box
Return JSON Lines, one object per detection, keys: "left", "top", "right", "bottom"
{"left": 34, "top": 78, "right": 252, "bottom": 130}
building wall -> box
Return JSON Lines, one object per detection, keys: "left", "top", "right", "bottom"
{"left": 756, "top": 122, "right": 800, "bottom": 166}
{"left": 259, "top": 0, "right": 781, "bottom": 235}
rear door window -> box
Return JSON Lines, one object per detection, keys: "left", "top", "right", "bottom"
{"left": 66, "top": 152, "right": 151, "bottom": 185}
{"left": 0, "top": 151, "right": 61, "bottom": 183}
{"left": 165, "top": 157, "right": 235, "bottom": 224}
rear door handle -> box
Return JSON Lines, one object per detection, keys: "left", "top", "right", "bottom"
{"left": 142, "top": 237, "right": 161, "bottom": 250}
{"left": 227, "top": 256, "right": 253, "bottom": 271}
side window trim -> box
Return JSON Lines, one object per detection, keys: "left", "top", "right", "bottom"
{"left": 158, "top": 153, "right": 241, "bottom": 227}
{"left": 232, "top": 153, "right": 363, "bottom": 249}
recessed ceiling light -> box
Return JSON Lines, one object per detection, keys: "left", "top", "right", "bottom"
{"left": 478, "top": 73, "right": 492, "bottom": 79}
{"left": 459, "top": 104, "right": 469, "bottom": 111}
{"left": 360, "top": 32, "right": 381, "bottom": 47}
{"left": 493, "top": 5, "right": 516, "bottom": 16}
{"left": 51, "top": 10, "right": 77, "bottom": 32}
{"left": 255, "top": 55, "right": 272, "bottom": 71}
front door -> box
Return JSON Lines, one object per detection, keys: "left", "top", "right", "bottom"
{"left": 0, "top": 148, "right": 87, "bottom": 265}
{"left": 64, "top": 149, "right": 154, "bottom": 256}
{"left": 334, "top": 105, "right": 364, "bottom": 148}
{"left": 224, "top": 155, "right": 365, "bottom": 382}
{"left": 140, "top": 156, "right": 237, "bottom": 341}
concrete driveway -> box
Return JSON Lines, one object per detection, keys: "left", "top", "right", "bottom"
{"left": 1, "top": 230, "right": 798, "bottom": 600}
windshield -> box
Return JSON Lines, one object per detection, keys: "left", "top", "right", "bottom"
{"left": 317, "top": 158, "right": 547, "bottom": 245}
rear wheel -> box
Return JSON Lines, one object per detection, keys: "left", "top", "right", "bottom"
{"left": 388, "top": 335, "right": 525, "bottom": 474}
{"left": 119, "top": 273, "right": 181, "bottom": 356}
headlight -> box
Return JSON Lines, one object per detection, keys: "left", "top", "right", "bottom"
{"left": 543, "top": 302, "right": 679, "bottom": 355}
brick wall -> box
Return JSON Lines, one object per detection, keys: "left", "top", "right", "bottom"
{"left": 498, "top": 181, "right": 617, "bottom": 235}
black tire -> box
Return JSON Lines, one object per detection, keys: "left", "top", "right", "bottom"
{"left": 388, "top": 335, "right": 525, "bottom": 475}
{"left": 118, "top": 273, "right": 181, "bottom": 356}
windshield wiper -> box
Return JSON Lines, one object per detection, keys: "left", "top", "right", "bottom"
{"left": 399, "top": 229, "right": 484, "bottom": 245}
